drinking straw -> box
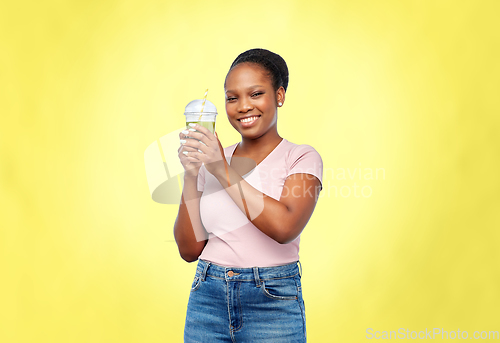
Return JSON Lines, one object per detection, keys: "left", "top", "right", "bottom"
{"left": 198, "top": 89, "right": 209, "bottom": 120}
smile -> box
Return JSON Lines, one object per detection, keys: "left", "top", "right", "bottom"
{"left": 238, "top": 115, "right": 261, "bottom": 126}
{"left": 240, "top": 116, "right": 260, "bottom": 123}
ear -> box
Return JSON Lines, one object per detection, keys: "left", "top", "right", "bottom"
{"left": 276, "top": 86, "right": 286, "bottom": 107}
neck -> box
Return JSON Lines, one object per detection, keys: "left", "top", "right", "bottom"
{"left": 239, "top": 127, "right": 282, "bottom": 154}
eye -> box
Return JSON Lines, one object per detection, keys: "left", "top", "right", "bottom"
{"left": 251, "top": 92, "right": 263, "bottom": 97}
{"left": 226, "top": 97, "right": 237, "bottom": 102}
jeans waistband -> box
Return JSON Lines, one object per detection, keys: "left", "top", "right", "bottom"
{"left": 196, "top": 259, "right": 302, "bottom": 286}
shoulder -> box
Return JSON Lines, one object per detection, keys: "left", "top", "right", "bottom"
{"left": 282, "top": 139, "right": 323, "bottom": 164}
{"left": 281, "top": 139, "right": 323, "bottom": 186}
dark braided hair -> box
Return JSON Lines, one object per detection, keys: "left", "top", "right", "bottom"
{"left": 227, "top": 48, "right": 289, "bottom": 92}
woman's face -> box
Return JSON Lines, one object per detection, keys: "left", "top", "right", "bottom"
{"left": 224, "top": 63, "right": 284, "bottom": 140}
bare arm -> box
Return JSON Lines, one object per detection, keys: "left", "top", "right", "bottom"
{"left": 173, "top": 175, "right": 208, "bottom": 262}
{"left": 181, "top": 125, "right": 321, "bottom": 244}
{"left": 213, "top": 167, "right": 321, "bottom": 244}
{"left": 173, "top": 130, "right": 208, "bottom": 262}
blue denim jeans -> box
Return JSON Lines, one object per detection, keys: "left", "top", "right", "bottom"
{"left": 184, "top": 259, "right": 307, "bottom": 342}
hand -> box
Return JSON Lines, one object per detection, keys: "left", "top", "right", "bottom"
{"left": 179, "top": 124, "right": 226, "bottom": 176}
{"left": 178, "top": 130, "right": 203, "bottom": 178}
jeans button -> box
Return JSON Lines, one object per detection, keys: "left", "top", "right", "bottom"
{"left": 227, "top": 271, "right": 234, "bottom": 277}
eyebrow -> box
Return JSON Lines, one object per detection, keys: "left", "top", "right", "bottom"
{"left": 225, "top": 85, "right": 264, "bottom": 93}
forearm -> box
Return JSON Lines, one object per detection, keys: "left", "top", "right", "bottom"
{"left": 178, "top": 124, "right": 319, "bottom": 244}
{"left": 213, "top": 165, "right": 297, "bottom": 243}
{"left": 173, "top": 175, "right": 208, "bottom": 261}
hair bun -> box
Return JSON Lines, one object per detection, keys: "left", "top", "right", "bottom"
{"left": 229, "top": 48, "right": 289, "bottom": 92}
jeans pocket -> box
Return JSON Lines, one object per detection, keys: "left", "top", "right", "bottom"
{"left": 261, "top": 276, "right": 298, "bottom": 300}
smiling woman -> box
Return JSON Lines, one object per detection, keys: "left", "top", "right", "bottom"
{"left": 225, "top": 62, "right": 282, "bottom": 135}
{"left": 173, "top": 48, "right": 323, "bottom": 342}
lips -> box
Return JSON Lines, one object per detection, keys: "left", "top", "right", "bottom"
{"left": 237, "top": 115, "right": 261, "bottom": 128}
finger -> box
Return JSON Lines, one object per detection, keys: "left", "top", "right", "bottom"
{"left": 181, "top": 150, "right": 204, "bottom": 160}
{"left": 180, "top": 153, "right": 202, "bottom": 164}
{"left": 179, "top": 145, "right": 200, "bottom": 154}
{"left": 180, "top": 129, "right": 195, "bottom": 140}
{"left": 182, "top": 131, "right": 212, "bottom": 149}
{"left": 179, "top": 150, "right": 202, "bottom": 164}
{"left": 182, "top": 129, "right": 209, "bottom": 143}
{"left": 180, "top": 141, "right": 207, "bottom": 156}
{"left": 178, "top": 140, "right": 194, "bottom": 153}
{"left": 181, "top": 137, "right": 205, "bottom": 149}
{"left": 188, "top": 123, "right": 216, "bottom": 142}
{"left": 183, "top": 156, "right": 202, "bottom": 164}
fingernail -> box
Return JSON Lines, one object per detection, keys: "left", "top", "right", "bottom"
{"left": 188, "top": 128, "right": 196, "bottom": 132}
{"left": 180, "top": 139, "right": 186, "bottom": 144}
{"left": 182, "top": 151, "right": 189, "bottom": 155}
{"left": 198, "top": 149, "right": 203, "bottom": 153}
{"left": 181, "top": 130, "right": 189, "bottom": 134}
{"left": 188, "top": 123, "right": 197, "bottom": 128}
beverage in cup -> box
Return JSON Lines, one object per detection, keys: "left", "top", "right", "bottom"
{"left": 184, "top": 99, "right": 218, "bottom": 134}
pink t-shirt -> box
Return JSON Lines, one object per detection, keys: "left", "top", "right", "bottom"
{"left": 197, "top": 138, "right": 323, "bottom": 267}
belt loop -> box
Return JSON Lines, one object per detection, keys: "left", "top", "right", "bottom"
{"left": 253, "top": 267, "right": 261, "bottom": 287}
{"left": 201, "top": 260, "right": 211, "bottom": 281}
{"left": 298, "top": 260, "right": 302, "bottom": 277}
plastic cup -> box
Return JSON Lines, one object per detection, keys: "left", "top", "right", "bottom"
{"left": 184, "top": 99, "right": 218, "bottom": 134}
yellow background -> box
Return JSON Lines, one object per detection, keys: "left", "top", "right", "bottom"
{"left": 1, "top": 0, "right": 499, "bottom": 341}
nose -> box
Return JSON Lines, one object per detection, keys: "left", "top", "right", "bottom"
{"left": 237, "top": 97, "right": 253, "bottom": 113}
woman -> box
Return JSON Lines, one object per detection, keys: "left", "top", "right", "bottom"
{"left": 175, "top": 48, "right": 323, "bottom": 342}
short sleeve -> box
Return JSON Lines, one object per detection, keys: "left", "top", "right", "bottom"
{"left": 286, "top": 145, "right": 323, "bottom": 190}
{"left": 197, "top": 164, "right": 206, "bottom": 192}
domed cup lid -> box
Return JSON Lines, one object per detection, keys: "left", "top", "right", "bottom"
{"left": 184, "top": 99, "right": 218, "bottom": 115}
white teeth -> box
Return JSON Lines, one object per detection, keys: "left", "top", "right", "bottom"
{"left": 241, "top": 116, "right": 259, "bottom": 123}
